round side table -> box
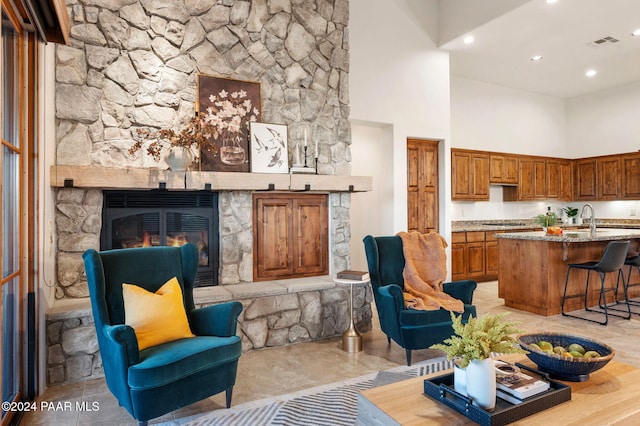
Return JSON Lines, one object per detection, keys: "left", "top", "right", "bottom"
{"left": 334, "top": 278, "right": 370, "bottom": 353}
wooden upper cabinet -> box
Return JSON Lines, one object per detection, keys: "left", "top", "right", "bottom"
{"left": 533, "top": 159, "right": 547, "bottom": 199}
{"left": 559, "top": 160, "right": 573, "bottom": 201}
{"left": 452, "top": 149, "right": 489, "bottom": 201}
{"left": 622, "top": 153, "right": 640, "bottom": 199}
{"left": 253, "top": 193, "right": 328, "bottom": 281}
{"left": 517, "top": 158, "right": 534, "bottom": 200}
{"left": 597, "top": 156, "right": 622, "bottom": 200}
{"left": 546, "top": 159, "right": 572, "bottom": 200}
{"left": 574, "top": 159, "right": 597, "bottom": 200}
{"left": 490, "top": 154, "right": 518, "bottom": 185}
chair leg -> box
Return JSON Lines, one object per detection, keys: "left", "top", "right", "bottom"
{"left": 626, "top": 265, "right": 640, "bottom": 307}
{"left": 226, "top": 387, "right": 233, "bottom": 408}
{"left": 405, "top": 349, "right": 412, "bottom": 366}
{"left": 387, "top": 336, "right": 391, "bottom": 345}
{"left": 597, "top": 270, "right": 632, "bottom": 320}
{"left": 562, "top": 267, "right": 609, "bottom": 325}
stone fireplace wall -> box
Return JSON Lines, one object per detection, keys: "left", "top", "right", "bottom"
{"left": 54, "top": 0, "right": 352, "bottom": 298}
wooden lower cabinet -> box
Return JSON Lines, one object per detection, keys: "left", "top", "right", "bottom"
{"left": 452, "top": 230, "right": 510, "bottom": 282}
{"left": 253, "top": 193, "right": 328, "bottom": 281}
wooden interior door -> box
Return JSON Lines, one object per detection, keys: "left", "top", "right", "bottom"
{"left": 407, "top": 139, "right": 439, "bottom": 233}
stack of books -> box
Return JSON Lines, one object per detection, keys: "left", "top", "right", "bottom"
{"left": 336, "top": 270, "right": 370, "bottom": 281}
{"left": 495, "top": 363, "right": 550, "bottom": 405}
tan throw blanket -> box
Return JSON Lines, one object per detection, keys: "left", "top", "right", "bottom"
{"left": 398, "top": 231, "right": 464, "bottom": 313}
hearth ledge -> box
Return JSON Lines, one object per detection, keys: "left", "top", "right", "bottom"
{"left": 46, "top": 275, "right": 340, "bottom": 319}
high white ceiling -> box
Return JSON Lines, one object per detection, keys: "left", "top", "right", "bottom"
{"left": 439, "top": 0, "right": 640, "bottom": 99}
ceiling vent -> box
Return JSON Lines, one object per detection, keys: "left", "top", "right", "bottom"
{"left": 589, "top": 36, "right": 620, "bottom": 46}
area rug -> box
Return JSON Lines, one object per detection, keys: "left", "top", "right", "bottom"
{"left": 167, "top": 356, "right": 452, "bottom": 426}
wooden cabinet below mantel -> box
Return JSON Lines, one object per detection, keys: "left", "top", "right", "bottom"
{"left": 253, "top": 193, "right": 328, "bottom": 281}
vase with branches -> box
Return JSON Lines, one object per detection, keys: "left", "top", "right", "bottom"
{"left": 431, "top": 312, "right": 526, "bottom": 411}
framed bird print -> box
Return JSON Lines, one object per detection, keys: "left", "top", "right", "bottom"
{"left": 250, "top": 122, "right": 289, "bottom": 173}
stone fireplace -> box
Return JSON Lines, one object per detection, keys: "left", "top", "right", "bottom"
{"left": 46, "top": 0, "right": 372, "bottom": 386}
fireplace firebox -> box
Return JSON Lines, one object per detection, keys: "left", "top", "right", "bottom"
{"left": 101, "top": 191, "right": 219, "bottom": 286}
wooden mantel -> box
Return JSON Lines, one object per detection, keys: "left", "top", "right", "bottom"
{"left": 49, "top": 165, "right": 373, "bottom": 192}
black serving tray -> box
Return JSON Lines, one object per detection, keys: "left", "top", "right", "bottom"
{"left": 423, "top": 363, "right": 571, "bottom": 426}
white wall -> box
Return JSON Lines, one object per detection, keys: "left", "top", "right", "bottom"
{"left": 350, "top": 0, "right": 452, "bottom": 236}
{"left": 566, "top": 80, "right": 640, "bottom": 157}
{"left": 450, "top": 76, "right": 566, "bottom": 156}
{"left": 349, "top": 122, "right": 395, "bottom": 271}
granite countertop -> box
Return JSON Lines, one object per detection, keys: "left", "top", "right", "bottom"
{"left": 496, "top": 228, "right": 640, "bottom": 242}
{"left": 452, "top": 219, "right": 640, "bottom": 233}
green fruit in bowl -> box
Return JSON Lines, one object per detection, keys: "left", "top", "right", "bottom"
{"left": 553, "top": 346, "right": 566, "bottom": 355}
{"left": 584, "top": 350, "right": 601, "bottom": 358}
{"left": 569, "top": 350, "right": 584, "bottom": 358}
{"left": 537, "top": 341, "right": 553, "bottom": 351}
{"left": 568, "top": 343, "right": 585, "bottom": 355}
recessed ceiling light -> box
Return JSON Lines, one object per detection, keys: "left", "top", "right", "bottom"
{"left": 632, "top": 29, "right": 640, "bottom": 37}
{"left": 531, "top": 55, "right": 543, "bottom": 62}
{"left": 463, "top": 36, "right": 475, "bottom": 44}
{"left": 585, "top": 69, "right": 597, "bottom": 78}
{"left": 546, "top": 0, "right": 559, "bottom": 4}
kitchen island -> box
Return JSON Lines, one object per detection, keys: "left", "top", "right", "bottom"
{"left": 497, "top": 229, "right": 640, "bottom": 316}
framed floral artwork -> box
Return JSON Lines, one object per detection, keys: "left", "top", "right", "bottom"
{"left": 250, "top": 122, "right": 289, "bottom": 173}
{"left": 196, "top": 75, "right": 261, "bottom": 172}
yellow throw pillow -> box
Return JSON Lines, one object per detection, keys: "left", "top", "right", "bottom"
{"left": 122, "top": 277, "right": 195, "bottom": 350}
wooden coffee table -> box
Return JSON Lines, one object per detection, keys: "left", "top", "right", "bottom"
{"left": 357, "top": 356, "right": 640, "bottom": 425}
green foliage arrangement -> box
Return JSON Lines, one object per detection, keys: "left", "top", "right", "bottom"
{"left": 431, "top": 312, "right": 527, "bottom": 368}
{"left": 564, "top": 206, "right": 579, "bottom": 218}
{"left": 534, "top": 212, "right": 558, "bottom": 227}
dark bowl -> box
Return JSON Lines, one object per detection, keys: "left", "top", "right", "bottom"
{"left": 517, "top": 332, "right": 615, "bottom": 382}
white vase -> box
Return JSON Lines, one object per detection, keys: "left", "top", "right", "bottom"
{"left": 465, "top": 358, "right": 496, "bottom": 411}
{"left": 165, "top": 146, "right": 193, "bottom": 171}
{"left": 453, "top": 362, "right": 467, "bottom": 396}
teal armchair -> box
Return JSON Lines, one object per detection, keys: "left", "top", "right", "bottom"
{"left": 82, "top": 243, "right": 242, "bottom": 426}
{"left": 363, "top": 235, "right": 477, "bottom": 365}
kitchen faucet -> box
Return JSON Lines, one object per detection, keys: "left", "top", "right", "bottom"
{"left": 580, "top": 203, "right": 596, "bottom": 236}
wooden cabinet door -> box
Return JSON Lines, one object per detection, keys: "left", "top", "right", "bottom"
{"left": 451, "top": 232, "right": 466, "bottom": 281}
{"left": 518, "top": 158, "right": 534, "bottom": 200}
{"left": 452, "top": 149, "right": 489, "bottom": 200}
{"left": 546, "top": 159, "right": 560, "bottom": 199}
{"left": 533, "top": 159, "right": 547, "bottom": 199}
{"left": 485, "top": 241, "right": 499, "bottom": 276}
{"left": 466, "top": 242, "right": 485, "bottom": 277}
{"left": 255, "top": 197, "right": 294, "bottom": 279}
{"left": 254, "top": 193, "right": 328, "bottom": 280}
{"left": 407, "top": 139, "right": 438, "bottom": 233}
{"left": 490, "top": 154, "right": 518, "bottom": 185}
{"left": 452, "top": 150, "right": 472, "bottom": 200}
{"left": 574, "top": 159, "right": 597, "bottom": 200}
{"left": 622, "top": 154, "right": 640, "bottom": 199}
{"left": 292, "top": 196, "right": 328, "bottom": 275}
{"left": 472, "top": 154, "right": 490, "bottom": 200}
{"left": 597, "top": 157, "right": 621, "bottom": 199}
{"left": 559, "top": 160, "right": 573, "bottom": 201}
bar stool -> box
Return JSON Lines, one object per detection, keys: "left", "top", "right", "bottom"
{"left": 561, "top": 240, "right": 631, "bottom": 325}
{"left": 622, "top": 254, "right": 640, "bottom": 307}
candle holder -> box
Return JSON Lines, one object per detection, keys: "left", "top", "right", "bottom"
{"left": 304, "top": 146, "right": 309, "bottom": 168}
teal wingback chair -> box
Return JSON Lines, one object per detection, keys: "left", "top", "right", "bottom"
{"left": 82, "top": 243, "right": 243, "bottom": 426}
{"left": 363, "top": 235, "right": 477, "bottom": 365}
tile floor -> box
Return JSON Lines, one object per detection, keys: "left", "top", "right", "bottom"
{"left": 20, "top": 281, "right": 640, "bottom": 425}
